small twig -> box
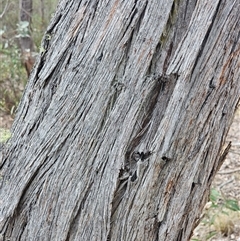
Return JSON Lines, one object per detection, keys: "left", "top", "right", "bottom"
{"left": 229, "top": 150, "right": 240, "bottom": 155}
{"left": 218, "top": 177, "right": 234, "bottom": 189}
{"left": 218, "top": 167, "right": 240, "bottom": 175}
{"left": 216, "top": 142, "right": 231, "bottom": 172}
{"left": 0, "top": 0, "right": 9, "bottom": 19}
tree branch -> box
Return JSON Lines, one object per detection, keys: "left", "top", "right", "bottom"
{"left": 0, "top": 0, "right": 9, "bottom": 19}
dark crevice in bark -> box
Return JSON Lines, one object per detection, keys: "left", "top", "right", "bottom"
{"left": 75, "top": 0, "right": 85, "bottom": 12}
{"left": 110, "top": 177, "right": 128, "bottom": 214}
{"left": 30, "top": 50, "right": 71, "bottom": 129}
{"left": 146, "top": 73, "right": 178, "bottom": 150}
{"left": 116, "top": 3, "right": 149, "bottom": 80}
{"left": 184, "top": 0, "right": 190, "bottom": 20}
{"left": 191, "top": 0, "right": 222, "bottom": 77}
{"left": 109, "top": 160, "right": 150, "bottom": 239}
{"left": 149, "top": 0, "right": 179, "bottom": 75}
{"left": 206, "top": 143, "right": 231, "bottom": 185}
{"left": 24, "top": 95, "right": 52, "bottom": 136}
{"left": 0, "top": 143, "right": 7, "bottom": 169}
{"left": 235, "top": 98, "right": 240, "bottom": 111}
{"left": 134, "top": 1, "right": 148, "bottom": 35}
{"left": 154, "top": 219, "right": 161, "bottom": 241}
{"left": 216, "top": 141, "right": 231, "bottom": 172}
{"left": 146, "top": 49, "right": 157, "bottom": 76}
{"left": 1, "top": 216, "right": 13, "bottom": 240}
{"left": 8, "top": 211, "right": 28, "bottom": 241}
{"left": 121, "top": 8, "right": 138, "bottom": 39}
{"left": 164, "top": 0, "right": 178, "bottom": 42}
{"left": 28, "top": 120, "right": 41, "bottom": 136}
{"left": 163, "top": 0, "right": 182, "bottom": 60}
{"left": 163, "top": 41, "right": 173, "bottom": 73}
{"left": 35, "top": 58, "right": 45, "bottom": 79}
{"left": 66, "top": 49, "right": 73, "bottom": 65}
{"left": 43, "top": 33, "right": 52, "bottom": 53}
{"left": 46, "top": 12, "right": 62, "bottom": 34}
{"left": 91, "top": 0, "right": 100, "bottom": 18}
{"left": 42, "top": 47, "right": 69, "bottom": 87}
{"left": 191, "top": 182, "right": 197, "bottom": 193}
{"left": 100, "top": 79, "right": 125, "bottom": 130}
{"left": 207, "top": 167, "right": 215, "bottom": 185}
{"left": 109, "top": 73, "right": 179, "bottom": 239}
{"left": 176, "top": 228, "right": 183, "bottom": 241}
{"left": 124, "top": 29, "right": 134, "bottom": 61}
{"left": 125, "top": 80, "right": 162, "bottom": 160}
{"left": 121, "top": 1, "right": 148, "bottom": 43}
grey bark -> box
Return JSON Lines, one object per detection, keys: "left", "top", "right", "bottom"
{"left": 1, "top": 0, "right": 240, "bottom": 240}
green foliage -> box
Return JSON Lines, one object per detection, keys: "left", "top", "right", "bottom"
{"left": 224, "top": 199, "right": 240, "bottom": 211}
{"left": 0, "top": 128, "right": 11, "bottom": 143}
{"left": 210, "top": 188, "right": 240, "bottom": 211}
{"left": 192, "top": 188, "right": 240, "bottom": 240}
{"left": 205, "top": 231, "right": 217, "bottom": 240}
{"left": 0, "top": 44, "right": 26, "bottom": 114}
{"left": 209, "top": 188, "right": 220, "bottom": 204}
{"left": 16, "top": 21, "right": 30, "bottom": 38}
{"left": 0, "top": 0, "right": 58, "bottom": 115}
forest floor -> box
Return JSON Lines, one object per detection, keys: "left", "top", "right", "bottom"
{"left": 0, "top": 106, "right": 239, "bottom": 241}
{"left": 193, "top": 107, "right": 240, "bottom": 241}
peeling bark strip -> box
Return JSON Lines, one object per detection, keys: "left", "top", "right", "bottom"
{"left": 0, "top": 0, "right": 240, "bottom": 240}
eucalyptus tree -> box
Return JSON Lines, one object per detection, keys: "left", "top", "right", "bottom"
{"left": 0, "top": 0, "right": 239, "bottom": 240}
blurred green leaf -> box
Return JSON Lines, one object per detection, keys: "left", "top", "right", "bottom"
{"left": 0, "top": 128, "right": 11, "bottom": 143}
{"left": 206, "top": 231, "right": 217, "bottom": 239}
{"left": 210, "top": 188, "right": 220, "bottom": 203}
{"left": 225, "top": 199, "right": 240, "bottom": 211}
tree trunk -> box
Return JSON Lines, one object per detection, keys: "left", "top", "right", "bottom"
{"left": 19, "top": 0, "right": 35, "bottom": 76}
{"left": 40, "top": 0, "right": 44, "bottom": 30}
{"left": 1, "top": 0, "right": 240, "bottom": 240}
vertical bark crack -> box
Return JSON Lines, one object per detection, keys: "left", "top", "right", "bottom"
{"left": 191, "top": 0, "right": 223, "bottom": 75}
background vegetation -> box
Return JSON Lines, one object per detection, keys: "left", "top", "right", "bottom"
{"left": 0, "top": 0, "right": 58, "bottom": 114}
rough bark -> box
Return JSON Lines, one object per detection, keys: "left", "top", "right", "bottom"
{"left": 1, "top": 0, "right": 240, "bottom": 240}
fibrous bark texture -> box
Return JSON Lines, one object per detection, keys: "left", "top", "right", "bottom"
{"left": 0, "top": 0, "right": 240, "bottom": 240}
